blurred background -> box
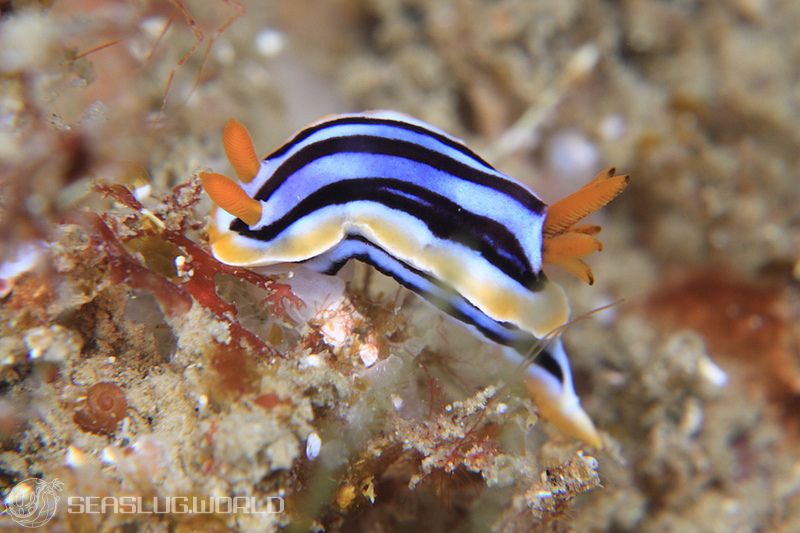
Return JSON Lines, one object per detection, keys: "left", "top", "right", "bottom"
{"left": 1, "top": 1, "right": 799, "bottom": 531}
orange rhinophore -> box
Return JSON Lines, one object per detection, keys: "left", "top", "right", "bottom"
{"left": 200, "top": 171, "right": 262, "bottom": 226}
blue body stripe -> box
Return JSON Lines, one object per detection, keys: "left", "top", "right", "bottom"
{"left": 246, "top": 129, "right": 546, "bottom": 273}
{"left": 233, "top": 178, "right": 542, "bottom": 288}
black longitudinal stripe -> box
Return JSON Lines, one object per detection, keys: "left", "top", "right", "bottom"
{"left": 306, "top": 236, "right": 563, "bottom": 381}
{"left": 534, "top": 350, "right": 564, "bottom": 382}
{"left": 255, "top": 135, "right": 546, "bottom": 216}
{"left": 233, "top": 178, "right": 544, "bottom": 289}
{"left": 312, "top": 236, "right": 532, "bottom": 347}
{"left": 265, "top": 116, "right": 497, "bottom": 170}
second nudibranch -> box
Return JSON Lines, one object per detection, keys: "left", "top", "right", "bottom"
{"left": 201, "top": 111, "right": 628, "bottom": 447}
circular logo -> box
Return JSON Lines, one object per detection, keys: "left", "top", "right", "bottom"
{"left": 2, "top": 478, "right": 63, "bottom": 528}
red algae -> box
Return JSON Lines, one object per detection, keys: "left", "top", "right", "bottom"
{"left": 91, "top": 214, "right": 192, "bottom": 317}
{"left": 92, "top": 182, "right": 300, "bottom": 358}
{"left": 254, "top": 393, "right": 287, "bottom": 410}
{"left": 210, "top": 342, "right": 258, "bottom": 396}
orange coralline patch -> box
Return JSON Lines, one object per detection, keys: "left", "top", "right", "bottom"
{"left": 646, "top": 270, "right": 800, "bottom": 425}
{"left": 74, "top": 382, "right": 128, "bottom": 435}
{"left": 210, "top": 343, "right": 258, "bottom": 396}
{"left": 253, "top": 392, "right": 288, "bottom": 410}
{"left": 1, "top": 273, "right": 56, "bottom": 328}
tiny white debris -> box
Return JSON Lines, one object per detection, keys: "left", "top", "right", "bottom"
{"left": 196, "top": 394, "right": 208, "bottom": 414}
{"left": 132, "top": 435, "right": 159, "bottom": 455}
{"left": 547, "top": 129, "right": 599, "bottom": 182}
{"left": 256, "top": 28, "right": 286, "bottom": 57}
{"left": 563, "top": 43, "right": 599, "bottom": 85}
{"left": 0, "top": 241, "right": 44, "bottom": 298}
{"left": 599, "top": 114, "right": 626, "bottom": 141}
{"left": 680, "top": 398, "right": 704, "bottom": 437}
{"left": 390, "top": 394, "right": 404, "bottom": 411}
{"left": 139, "top": 208, "right": 166, "bottom": 229}
{"left": 25, "top": 325, "right": 83, "bottom": 362}
{"left": 578, "top": 451, "right": 599, "bottom": 469}
{"left": 132, "top": 183, "right": 151, "bottom": 201}
{"left": 698, "top": 355, "right": 728, "bottom": 388}
{"left": 320, "top": 313, "right": 351, "bottom": 346}
{"left": 65, "top": 446, "right": 88, "bottom": 468}
{"left": 358, "top": 342, "right": 379, "bottom": 368}
{"left": 495, "top": 402, "right": 508, "bottom": 415}
{"left": 362, "top": 477, "right": 376, "bottom": 504}
{"left": 101, "top": 446, "right": 119, "bottom": 465}
{"left": 174, "top": 255, "right": 194, "bottom": 277}
{"left": 301, "top": 354, "right": 323, "bottom": 368}
{"left": 603, "top": 369, "right": 627, "bottom": 387}
{"left": 306, "top": 432, "right": 321, "bottom": 460}
{"left": 0, "top": 338, "right": 24, "bottom": 366}
{"left": 283, "top": 267, "right": 345, "bottom": 323}
{"left": 4, "top": 481, "right": 33, "bottom": 506}
{"left": 213, "top": 39, "right": 236, "bottom": 65}
{"left": 140, "top": 16, "right": 169, "bottom": 39}
{"left": 0, "top": 12, "right": 57, "bottom": 73}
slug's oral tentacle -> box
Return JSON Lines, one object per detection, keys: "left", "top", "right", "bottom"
{"left": 223, "top": 118, "right": 261, "bottom": 183}
{"left": 543, "top": 168, "right": 629, "bottom": 284}
{"left": 200, "top": 171, "right": 262, "bottom": 226}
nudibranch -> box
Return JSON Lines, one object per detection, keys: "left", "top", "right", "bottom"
{"left": 201, "top": 111, "right": 628, "bottom": 447}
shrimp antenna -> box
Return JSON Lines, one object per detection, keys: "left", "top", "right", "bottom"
{"left": 519, "top": 299, "right": 624, "bottom": 369}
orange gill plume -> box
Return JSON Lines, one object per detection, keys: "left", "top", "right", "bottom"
{"left": 543, "top": 168, "right": 629, "bottom": 284}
